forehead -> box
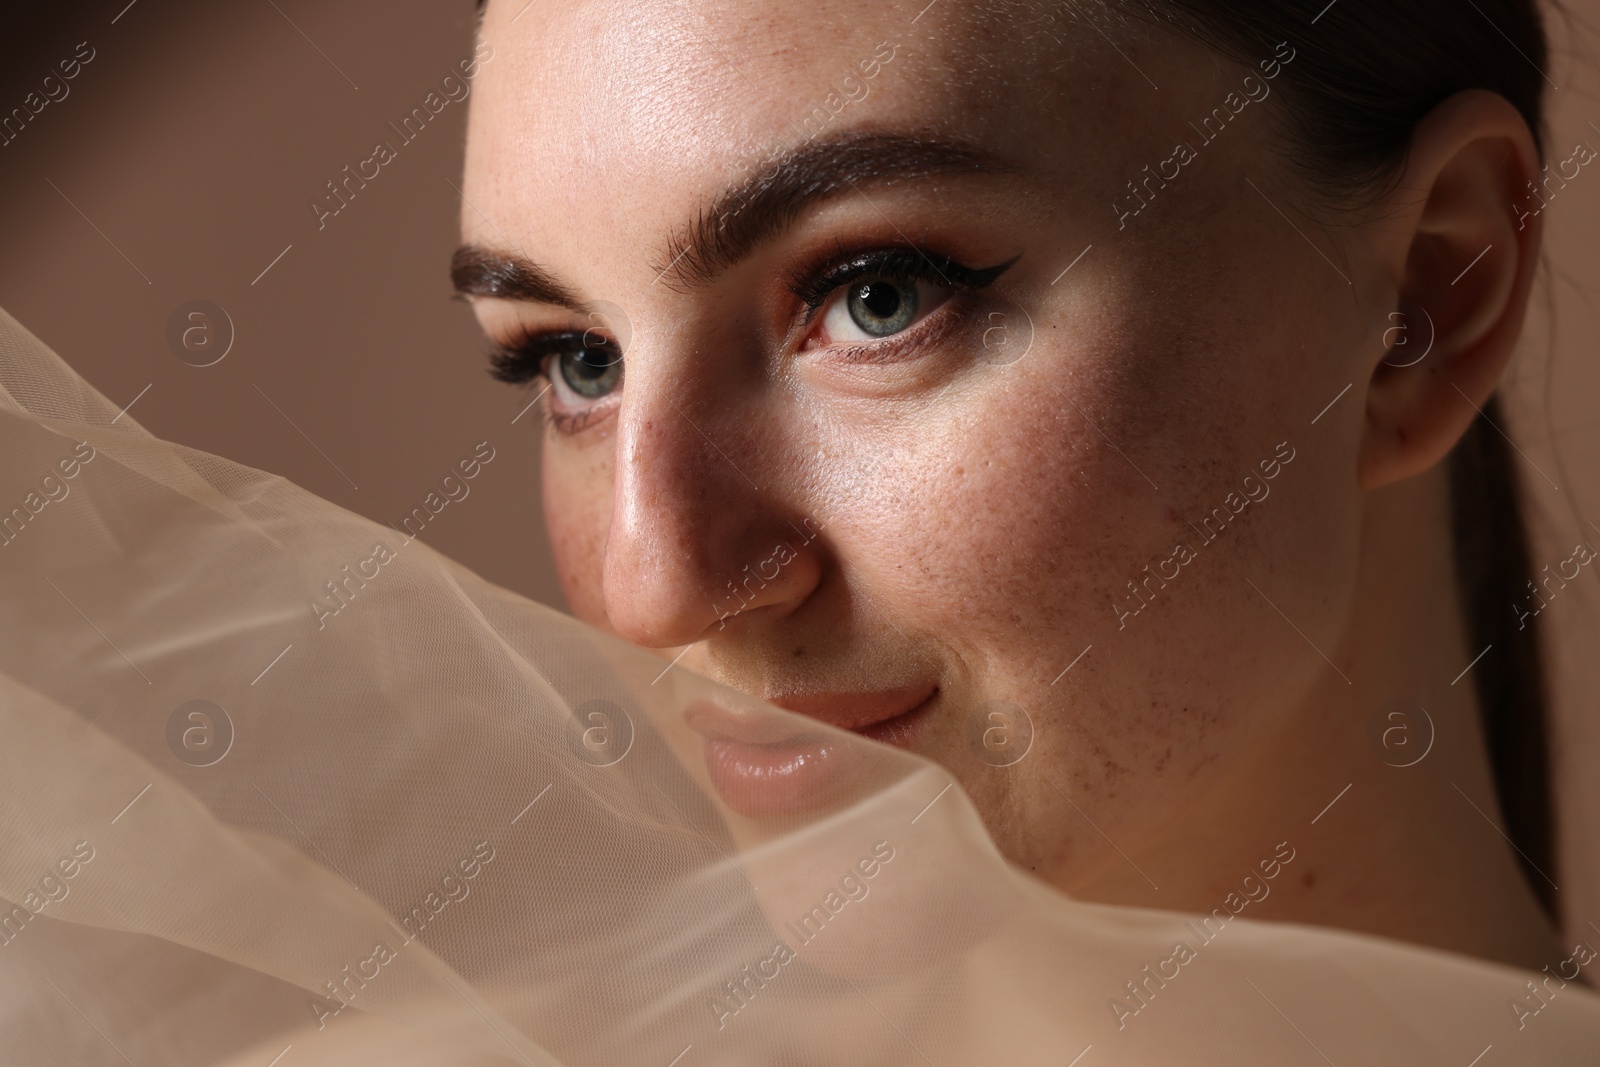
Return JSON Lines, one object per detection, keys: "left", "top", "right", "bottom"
{"left": 473, "top": 0, "right": 1065, "bottom": 158}
{"left": 463, "top": 0, "right": 1234, "bottom": 280}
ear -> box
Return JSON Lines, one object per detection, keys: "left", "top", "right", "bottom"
{"left": 1358, "top": 89, "right": 1547, "bottom": 491}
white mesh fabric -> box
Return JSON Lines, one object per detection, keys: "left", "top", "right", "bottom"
{"left": 0, "top": 304, "right": 1596, "bottom": 1065}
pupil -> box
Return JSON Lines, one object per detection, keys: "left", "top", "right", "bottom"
{"left": 560, "top": 336, "right": 623, "bottom": 399}
{"left": 857, "top": 281, "right": 902, "bottom": 320}
{"left": 574, "top": 346, "right": 612, "bottom": 378}
{"left": 846, "top": 278, "right": 918, "bottom": 338}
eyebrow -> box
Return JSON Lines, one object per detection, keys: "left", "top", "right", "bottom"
{"left": 451, "top": 244, "right": 585, "bottom": 310}
{"left": 660, "top": 131, "right": 1008, "bottom": 288}
{"left": 450, "top": 131, "right": 1009, "bottom": 303}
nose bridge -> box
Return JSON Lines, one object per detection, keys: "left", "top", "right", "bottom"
{"left": 614, "top": 363, "right": 744, "bottom": 569}
{"left": 601, "top": 314, "right": 792, "bottom": 647}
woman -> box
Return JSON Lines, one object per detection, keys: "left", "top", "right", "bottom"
{"left": 456, "top": 0, "right": 1575, "bottom": 974}
{"left": 2, "top": 0, "right": 1598, "bottom": 1063}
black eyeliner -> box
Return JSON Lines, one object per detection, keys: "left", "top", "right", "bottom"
{"left": 790, "top": 248, "right": 1020, "bottom": 312}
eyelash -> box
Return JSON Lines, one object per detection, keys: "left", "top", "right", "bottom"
{"left": 487, "top": 330, "right": 584, "bottom": 384}
{"left": 788, "top": 246, "right": 1015, "bottom": 318}
{"left": 486, "top": 330, "right": 620, "bottom": 434}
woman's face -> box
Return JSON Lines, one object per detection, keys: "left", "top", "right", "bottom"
{"left": 460, "top": 0, "right": 1387, "bottom": 891}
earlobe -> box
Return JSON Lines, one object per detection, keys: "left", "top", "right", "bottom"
{"left": 1357, "top": 90, "right": 1544, "bottom": 491}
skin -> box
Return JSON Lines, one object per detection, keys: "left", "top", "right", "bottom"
{"left": 459, "top": 0, "right": 1564, "bottom": 970}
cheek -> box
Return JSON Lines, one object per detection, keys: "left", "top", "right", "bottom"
{"left": 542, "top": 440, "right": 614, "bottom": 628}
{"left": 838, "top": 273, "right": 1359, "bottom": 869}
{"left": 827, "top": 295, "right": 1181, "bottom": 672}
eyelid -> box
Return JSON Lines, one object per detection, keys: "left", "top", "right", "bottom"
{"left": 788, "top": 248, "right": 1020, "bottom": 319}
{"left": 543, "top": 353, "right": 625, "bottom": 434}
{"left": 486, "top": 328, "right": 621, "bottom": 386}
{"left": 789, "top": 248, "right": 1020, "bottom": 364}
{"left": 810, "top": 293, "right": 972, "bottom": 367}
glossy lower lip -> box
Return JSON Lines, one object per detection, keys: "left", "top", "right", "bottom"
{"left": 685, "top": 689, "right": 936, "bottom": 817}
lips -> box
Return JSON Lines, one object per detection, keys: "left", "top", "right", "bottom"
{"left": 685, "top": 685, "right": 936, "bottom": 817}
{"left": 766, "top": 682, "right": 938, "bottom": 733}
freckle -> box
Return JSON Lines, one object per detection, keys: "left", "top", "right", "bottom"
{"left": 1301, "top": 870, "right": 1316, "bottom": 889}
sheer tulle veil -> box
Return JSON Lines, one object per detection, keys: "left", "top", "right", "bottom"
{"left": 0, "top": 300, "right": 1597, "bottom": 1065}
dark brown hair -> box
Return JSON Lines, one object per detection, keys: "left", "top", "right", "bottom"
{"left": 1121, "top": 0, "right": 1557, "bottom": 912}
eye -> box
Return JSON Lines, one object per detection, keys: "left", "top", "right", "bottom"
{"left": 821, "top": 276, "right": 951, "bottom": 342}
{"left": 487, "top": 329, "right": 624, "bottom": 432}
{"left": 489, "top": 330, "right": 623, "bottom": 395}
{"left": 552, "top": 335, "right": 623, "bottom": 400}
{"left": 795, "top": 249, "right": 1020, "bottom": 351}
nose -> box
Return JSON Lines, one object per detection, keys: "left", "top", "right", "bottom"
{"left": 600, "top": 333, "right": 822, "bottom": 649}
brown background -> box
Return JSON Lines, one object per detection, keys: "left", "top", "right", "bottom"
{"left": 1, "top": 1, "right": 1596, "bottom": 615}
{"left": 2, "top": 1, "right": 1599, "bottom": 933}
{"left": 0, "top": 0, "right": 563, "bottom": 607}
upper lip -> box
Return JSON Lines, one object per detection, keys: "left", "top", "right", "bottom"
{"left": 766, "top": 682, "right": 937, "bottom": 732}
